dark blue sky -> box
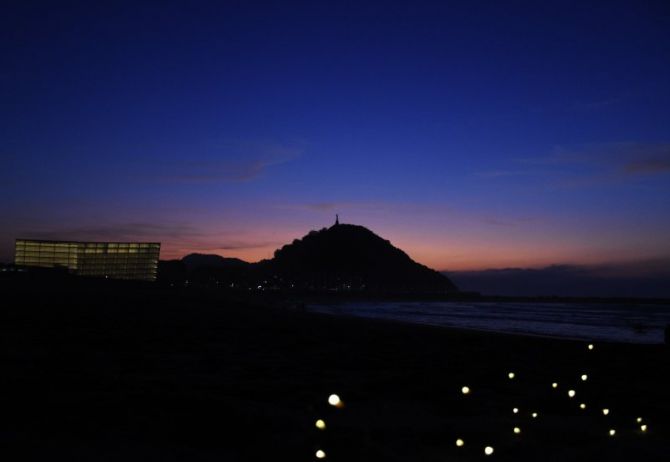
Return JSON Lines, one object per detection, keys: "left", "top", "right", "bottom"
{"left": 2, "top": 1, "right": 669, "bottom": 270}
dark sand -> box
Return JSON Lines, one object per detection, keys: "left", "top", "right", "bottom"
{"left": 1, "top": 280, "right": 668, "bottom": 461}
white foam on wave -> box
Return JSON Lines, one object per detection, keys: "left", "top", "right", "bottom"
{"left": 308, "top": 301, "right": 670, "bottom": 344}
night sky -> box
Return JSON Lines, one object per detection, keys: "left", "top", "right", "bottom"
{"left": 2, "top": 1, "right": 669, "bottom": 272}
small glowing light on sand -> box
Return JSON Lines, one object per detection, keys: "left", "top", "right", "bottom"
{"left": 513, "top": 407, "right": 519, "bottom": 414}
{"left": 532, "top": 412, "right": 538, "bottom": 418}
{"left": 461, "top": 386, "right": 470, "bottom": 395}
{"left": 508, "top": 372, "right": 515, "bottom": 379}
{"left": 568, "top": 389, "right": 576, "bottom": 398}
{"left": 588, "top": 344, "right": 594, "bottom": 350}
{"left": 609, "top": 429, "right": 616, "bottom": 436}
{"left": 484, "top": 446, "right": 494, "bottom": 455}
{"left": 514, "top": 427, "right": 521, "bottom": 434}
{"left": 581, "top": 374, "right": 588, "bottom": 381}
{"left": 636, "top": 417, "right": 643, "bottom": 423}
{"left": 456, "top": 438, "right": 464, "bottom": 447}
{"left": 602, "top": 408, "right": 610, "bottom": 416}
{"left": 316, "top": 449, "right": 326, "bottom": 459}
{"left": 640, "top": 424, "right": 647, "bottom": 432}
{"left": 580, "top": 403, "right": 586, "bottom": 410}
{"left": 552, "top": 382, "right": 558, "bottom": 389}
{"left": 315, "top": 419, "right": 326, "bottom": 430}
{"left": 328, "top": 394, "right": 341, "bottom": 407}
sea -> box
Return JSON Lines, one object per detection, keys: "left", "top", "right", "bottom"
{"left": 307, "top": 301, "right": 670, "bottom": 344}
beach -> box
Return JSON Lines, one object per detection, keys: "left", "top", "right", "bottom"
{"left": 1, "top": 279, "right": 668, "bottom": 461}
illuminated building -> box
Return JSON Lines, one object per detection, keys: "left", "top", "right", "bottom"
{"left": 14, "top": 239, "right": 160, "bottom": 281}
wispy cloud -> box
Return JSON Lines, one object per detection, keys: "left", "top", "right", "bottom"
{"left": 162, "top": 158, "right": 290, "bottom": 183}
{"left": 281, "top": 200, "right": 448, "bottom": 217}
{"left": 150, "top": 142, "right": 302, "bottom": 183}
{"left": 623, "top": 157, "right": 670, "bottom": 175}
{"left": 570, "top": 94, "right": 628, "bottom": 111}
{"left": 478, "top": 216, "right": 540, "bottom": 227}
{"left": 282, "top": 200, "right": 540, "bottom": 231}
{"left": 515, "top": 145, "right": 598, "bottom": 166}
{"left": 475, "top": 170, "right": 532, "bottom": 179}
{"left": 215, "top": 241, "right": 281, "bottom": 250}
{"left": 447, "top": 257, "right": 670, "bottom": 297}
{"left": 485, "top": 142, "right": 670, "bottom": 189}
{"left": 530, "top": 142, "right": 670, "bottom": 174}
{"left": 530, "top": 92, "right": 631, "bottom": 115}
{"left": 18, "top": 222, "right": 281, "bottom": 257}
{"left": 300, "top": 202, "right": 352, "bottom": 212}
{"left": 21, "top": 222, "right": 206, "bottom": 241}
{"left": 280, "top": 201, "right": 368, "bottom": 214}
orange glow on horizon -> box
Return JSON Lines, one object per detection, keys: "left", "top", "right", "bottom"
{"left": 160, "top": 226, "right": 583, "bottom": 271}
{"left": 162, "top": 235, "right": 663, "bottom": 273}
{"left": 57, "top": 219, "right": 667, "bottom": 274}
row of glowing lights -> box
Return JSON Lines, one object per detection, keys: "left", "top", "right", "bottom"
{"left": 314, "top": 344, "right": 648, "bottom": 459}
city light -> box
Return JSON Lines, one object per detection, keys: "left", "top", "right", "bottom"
{"left": 316, "top": 449, "right": 326, "bottom": 459}
{"left": 461, "top": 386, "right": 470, "bottom": 395}
{"left": 581, "top": 374, "right": 588, "bottom": 381}
{"left": 456, "top": 438, "right": 464, "bottom": 447}
{"left": 508, "top": 372, "right": 515, "bottom": 379}
{"left": 513, "top": 407, "right": 519, "bottom": 414}
{"left": 602, "top": 408, "right": 610, "bottom": 416}
{"left": 328, "top": 394, "right": 341, "bottom": 407}
{"left": 568, "top": 389, "right": 576, "bottom": 398}
{"left": 552, "top": 382, "right": 558, "bottom": 389}
{"left": 609, "top": 429, "right": 616, "bottom": 436}
{"left": 484, "top": 446, "right": 494, "bottom": 455}
{"left": 315, "top": 419, "right": 326, "bottom": 430}
{"left": 514, "top": 426, "right": 521, "bottom": 434}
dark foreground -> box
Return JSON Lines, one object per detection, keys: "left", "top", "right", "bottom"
{"left": 1, "top": 279, "right": 668, "bottom": 461}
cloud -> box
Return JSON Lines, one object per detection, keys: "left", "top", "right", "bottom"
{"left": 493, "top": 142, "right": 670, "bottom": 189}
{"left": 151, "top": 142, "right": 302, "bottom": 183}
{"left": 215, "top": 241, "right": 281, "bottom": 250}
{"left": 478, "top": 216, "right": 538, "bottom": 227}
{"left": 21, "top": 222, "right": 206, "bottom": 241}
{"left": 16, "top": 222, "right": 281, "bottom": 258}
{"left": 570, "top": 94, "right": 627, "bottom": 111}
{"left": 283, "top": 200, "right": 447, "bottom": 216}
{"left": 475, "top": 170, "right": 532, "bottom": 178}
{"left": 300, "top": 202, "right": 349, "bottom": 212}
{"left": 623, "top": 158, "right": 670, "bottom": 175}
{"left": 447, "top": 258, "right": 670, "bottom": 297}
{"left": 551, "top": 143, "right": 670, "bottom": 175}
{"left": 278, "top": 201, "right": 372, "bottom": 214}
{"left": 514, "top": 145, "right": 598, "bottom": 166}
{"left": 162, "top": 158, "right": 285, "bottom": 183}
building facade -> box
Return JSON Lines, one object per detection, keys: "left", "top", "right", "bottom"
{"left": 14, "top": 239, "right": 160, "bottom": 281}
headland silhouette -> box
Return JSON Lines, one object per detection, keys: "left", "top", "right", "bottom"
{"left": 160, "top": 219, "right": 458, "bottom": 294}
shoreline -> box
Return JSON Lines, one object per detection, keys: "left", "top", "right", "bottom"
{"left": 304, "top": 301, "right": 670, "bottom": 345}
{"left": 301, "top": 305, "right": 598, "bottom": 344}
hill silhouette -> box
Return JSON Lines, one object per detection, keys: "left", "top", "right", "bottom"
{"left": 164, "top": 222, "right": 457, "bottom": 293}
{"left": 181, "top": 253, "right": 251, "bottom": 271}
{"left": 269, "top": 223, "right": 456, "bottom": 291}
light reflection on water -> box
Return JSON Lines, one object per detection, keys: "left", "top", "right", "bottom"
{"left": 308, "top": 301, "right": 670, "bottom": 344}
